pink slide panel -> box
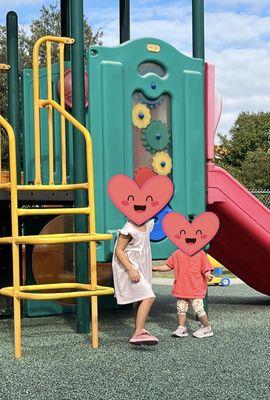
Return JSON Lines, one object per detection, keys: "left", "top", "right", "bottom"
{"left": 205, "top": 63, "right": 222, "bottom": 161}
{"left": 207, "top": 163, "right": 270, "bottom": 296}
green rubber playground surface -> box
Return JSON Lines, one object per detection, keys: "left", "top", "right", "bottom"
{"left": 0, "top": 284, "right": 269, "bottom": 400}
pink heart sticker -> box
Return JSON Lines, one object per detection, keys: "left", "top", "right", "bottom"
{"left": 107, "top": 174, "right": 174, "bottom": 225}
{"left": 163, "top": 212, "right": 220, "bottom": 255}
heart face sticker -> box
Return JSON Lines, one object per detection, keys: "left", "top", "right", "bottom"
{"left": 162, "top": 212, "right": 220, "bottom": 256}
{"left": 107, "top": 174, "right": 174, "bottom": 225}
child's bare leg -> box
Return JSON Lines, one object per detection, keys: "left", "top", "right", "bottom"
{"left": 199, "top": 313, "right": 210, "bottom": 327}
{"left": 134, "top": 301, "right": 142, "bottom": 327}
{"left": 192, "top": 299, "right": 210, "bottom": 327}
{"left": 135, "top": 298, "right": 155, "bottom": 334}
{"left": 172, "top": 299, "right": 189, "bottom": 337}
{"left": 177, "top": 299, "right": 188, "bottom": 327}
{"left": 178, "top": 313, "right": 186, "bottom": 327}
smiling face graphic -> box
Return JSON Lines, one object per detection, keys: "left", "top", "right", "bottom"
{"left": 175, "top": 228, "right": 208, "bottom": 245}
{"left": 162, "top": 212, "right": 220, "bottom": 255}
{"left": 107, "top": 174, "right": 174, "bottom": 225}
{"left": 121, "top": 194, "right": 159, "bottom": 214}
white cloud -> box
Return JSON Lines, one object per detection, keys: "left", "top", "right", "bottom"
{"left": 0, "top": 0, "right": 42, "bottom": 5}
{"left": 208, "top": 46, "right": 270, "bottom": 135}
{"left": 2, "top": 0, "right": 270, "bottom": 137}
{"left": 89, "top": 1, "right": 270, "bottom": 137}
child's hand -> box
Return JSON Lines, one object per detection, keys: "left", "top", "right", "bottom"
{"left": 205, "top": 271, "right": 213, "bottom": 282}
{"left": 152, "top": 264, "right": 172, "bottom": 272}
{"left": 128, "top": 267, "right": 140, "bottom": 283}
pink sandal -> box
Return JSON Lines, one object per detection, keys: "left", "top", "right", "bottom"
{"left": 130, "top": 329, "right": 159, "bottom": 346}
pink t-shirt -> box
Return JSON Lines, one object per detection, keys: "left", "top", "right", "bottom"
{"left": 166, "top": 249, "right": 213, "bottom": 299}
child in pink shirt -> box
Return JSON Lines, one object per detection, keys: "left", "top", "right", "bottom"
{"left": 153, "top": 249, "right": 214, "bottom": 338}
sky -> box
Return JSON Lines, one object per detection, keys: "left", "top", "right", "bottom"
{"left": 1, "top": 0, "right": 270, "bottom": 137}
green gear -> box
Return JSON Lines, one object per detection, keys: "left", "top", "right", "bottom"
{"left": 142, "top": 120, "right": 170, "bottom": 153}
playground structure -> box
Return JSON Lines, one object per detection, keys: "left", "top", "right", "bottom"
{"left": 0, "top": 0, "right": 269, "bottom": 358}
{"left": 0, "top": 15, "right": 115, "bottom": 358}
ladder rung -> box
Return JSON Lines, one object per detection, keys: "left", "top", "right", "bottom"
{"left": 0, "top": 183, "right": 11, "bottom": 189}
{"left": 17, "top": 207, "right": 91, "bottom": 216}
{"left": 0, "top": 233, "right": 112, "bottom": 245}
{"left": 0, "top": 284, "right": 114, "bottom": 300}
{"left": 18, "top": 183, "right": 88, "bottom": 191}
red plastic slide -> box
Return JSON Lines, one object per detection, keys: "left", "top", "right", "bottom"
{"left": 207, "top": 163, "right": 270, "bottom": 296}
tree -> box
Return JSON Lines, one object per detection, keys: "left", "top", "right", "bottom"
{"left": 239, "top": 149, "right": 270, "bottom": 189}
{"left": 216, "top": 111, "right": 270, "bottom": 189}
{"left": 26, "top": 4, "right": 103, "bottom": 66}
{"left": 0, "top": 4, "right": 103, "bottom": 169}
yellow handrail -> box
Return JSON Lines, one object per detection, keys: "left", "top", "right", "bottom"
{"left": 0, "top": 63, "right": 10, "bottom": 185}
{"left": 0, "top": 37, "right": 114, "bottom": 358}
{"left": 39, "top": 98, "right": 99, "bottom": 294}
{"left": 0, "top": 115, "right": 21, "bottom": 357}
{"left": 59, "top": 43, "right": 67, "bottom": 184}
{"left": 32, "top": 36, "right": 75, "bottom": 185}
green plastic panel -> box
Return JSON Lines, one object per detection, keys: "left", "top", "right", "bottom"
{"left": 87, "top": 38, "right": 205, "bottom": 261}
{"left": 22, "top": 63, "right": 77, "bottom": 185}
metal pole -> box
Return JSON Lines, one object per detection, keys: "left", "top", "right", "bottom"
{"left": 6, "top": 11, "right": 21, "bottom": 181}
{"left": 192, "top": 0, "right": 205, "bottom": 59}
{"left": 61, "top": 0, "right": 71, "bottom": 61}
{"left": 192, "top": 0, "right": 208, "bottom": 313}
{"left": 70, "top": 0, "right": 90, "bottom": 334}
{"left": 119, "top": 0, "right": 130, "bottom": 43}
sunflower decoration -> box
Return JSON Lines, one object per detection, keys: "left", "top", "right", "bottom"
{"left": 152, "top": 151, "right": 172, "bottom": 176}
{"left": 132, "top": 103, "right": 151, "bottom": 129}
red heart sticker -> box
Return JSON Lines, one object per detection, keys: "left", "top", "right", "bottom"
{"left": 163, "top": 212, "right": 220, "bottom": 255}
{"left": 107, "top": 174, "right": 174, "bottom": 225}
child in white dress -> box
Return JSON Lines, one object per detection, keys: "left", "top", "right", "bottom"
{"left": 112, "top": 218, "right": 158, "bottom": 345}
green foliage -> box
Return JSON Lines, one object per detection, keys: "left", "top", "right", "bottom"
{"left": 239, "top": 149, "right": 270, "bottom": 189}
{"left": 26, "top": 4, "right": 103, "bottom": 66}
{"left": 0, "top": 3, "right": 103, "bottom": 112}
{"left": 216, "top": 112, "right": 270, "bottom": 189}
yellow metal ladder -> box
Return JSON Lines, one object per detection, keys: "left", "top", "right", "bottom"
{"left": 0, "top": 38, "right": 114, "bottom": 358}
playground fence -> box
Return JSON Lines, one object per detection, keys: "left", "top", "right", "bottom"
{"left": 250, "top": 189, "right": 270, "bottom": 209}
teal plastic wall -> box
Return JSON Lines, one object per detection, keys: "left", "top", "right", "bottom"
{"left": 87, "top": 38, "right": 205, "bottom": 261}
{"left": 22, "top": 63, "right": 76, "bottom": 185}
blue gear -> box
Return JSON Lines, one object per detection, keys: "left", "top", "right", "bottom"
{"left": 150, "top": 205, "right": 173, "bottom": 242}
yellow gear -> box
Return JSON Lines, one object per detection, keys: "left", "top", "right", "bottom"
{"left": 152, "top": 151, "right": 172, "bottom": 175}
{"left": 132, "top": 104, "right": 151, "bottom": 129}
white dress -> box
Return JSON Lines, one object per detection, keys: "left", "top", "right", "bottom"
{"left": 112, "top": 219, "right": 156, "bottom": 305}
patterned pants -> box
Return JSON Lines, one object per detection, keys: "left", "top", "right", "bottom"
{"left": 177, "top": 298, "right": 206, "bottom": 318}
